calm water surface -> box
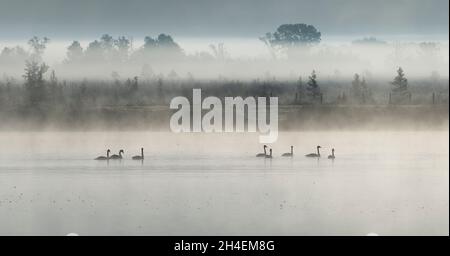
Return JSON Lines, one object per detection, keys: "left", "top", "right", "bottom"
{"left": 0, "top": 131, "right": 448, "bottom": 235}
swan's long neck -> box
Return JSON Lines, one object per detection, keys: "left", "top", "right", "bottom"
{"left": 119, "top": 151, "right": 122, "bottom": 157}
{"left": 317, "top": 147, "right": 320, "bottom": 156}
{"left": 291, "top": 147, "right": 293, "bottom": 154}
{"left": 141, "top": 148, "right": 144, "bottom": 158}
{"left": 332, "top": 150, "right": 335, "bottom": 157}
{"left": 107, "top": 151, "right": 110, "bottom": 158}
{"left": 263, "top": 146, "right": 266, "bottom": 155}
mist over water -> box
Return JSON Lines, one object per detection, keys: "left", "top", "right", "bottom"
{"left": 1, "top": 35, "right": 449, "bottom": 80}
{"left": 0, "top": 0, "right": 448, "bottom": 237}
{"left": 0, "top": 131, "right": 448, "bottom": 235}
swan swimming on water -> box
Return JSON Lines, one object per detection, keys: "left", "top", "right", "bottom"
{"left": 282, "top": 146, "right": 294, "bottom": 157}
{"left": 256, "top": 145, "right": 268, "bottom": 157}
{"left": 265, "top": 148, "right": 273, "bottom": 159}
{"left": 110, "top": 149, "right": 124, "bottom": 159}
{"left": 328, "top": 148, "right": 336, "bottom": 159}
{"left": 132, "top": 148, "right": 144, "bottom": 160}
{"left": 306, "top": 146, "right": 321, "bottom": 158}
{"left": 95, "top": 149, "right": 110, "bottom": 160}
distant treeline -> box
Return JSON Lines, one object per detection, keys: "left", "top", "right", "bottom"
{"left": 0, "top": 66, "right": 448, "bottom": 112}
{"left": 1, "top": 67, "right": 448, "bottom": 131}
{"left": 2, "top": 24, "right": 323, "bottom": 67}
{"left": 0, "top": 28, "right": 448, "bottom": 127}
{"left": 0, "top": 26, "right": 448, "bottom": 79}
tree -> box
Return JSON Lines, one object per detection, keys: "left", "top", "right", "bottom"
{"left": 360, "top": 78, "right": 368, "bottom": 104}
{"left": 23, "top": 60, "right": 49, "bottom": 105}
{"left": 391, "top": 67, "right": 408, "bottom": 93}
{"left": 352, "top": 37, "right": 387, "bottom": 45}
{"left": 82, "top": 35, "right": 133, "bottom": 63}
{"left": 139, "top": 33, "right": 184, "bottom": 60}
{"left": 85, "top": 40, "right": 103, "bottom": 61}
{"left": 390, "top": 67, "right": 410, "bottom": 104}
{"left": 306, "top": 70, "right": 321, "bottom": 99}
{"left": 142, "top": 34, "right": 181, "bottom": 50}
{"left": 296, "top": 76, "right": 306, "bottom": 104}
{"left": 49, "top": 69, "right": 57, "bottom": 87}
{"left": 209, "top": 43, "right": 227, "bottom": 60}
{"left": 419, "top": 42, "right": 439, "bottom": 57}
{"left": 99, "top": 34, "right": 119, "bottom": 62}
{"left": 157, "top": 78, "right": 164, "bottom": 103}
{"left": 66, "top": 41, "right": 84, "bottom": 63}
{"left": 351, "top": 73, "right": 373, "bottom": 104}
{"left": 131, "top": 76, "right": 138, "bottom": 92}
{"left": 0, "top": 46, "right": 29, "bottom": 66}
{"left": 157, "top": 34, "right": 178, "bottom": 47}
{"left": 260, "top": 23, "right": 321, "bottom": 51}
{"left": 143, "top": 36, "right": 157, "bottom": 49}
{"left": 28, "top": 36, "right": 50, "bottom": 61}
{"left": 115, "top": 36, "right": 131, "bottom": 62}
{"left": 351, "top": 73, "right": 362, "bottom": 100}
{"left": 48, "top": 69, "right": 62, "bottom": 104}
{"left": 100, "top": 34, "right": 115, "bottom": 52}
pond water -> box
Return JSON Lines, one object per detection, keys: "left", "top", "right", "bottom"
{"left": 0, "top": 131, "right": 448, "bottom": 235}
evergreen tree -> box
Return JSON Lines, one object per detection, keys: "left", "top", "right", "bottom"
{"left": 307, "top": 70, "right": 321, "bottom": 99}
{"left": 390, "top": 67, "right": 411, "bottom": 104}
{"left": 391, "top": 67, "right": 408, "bottom": 93}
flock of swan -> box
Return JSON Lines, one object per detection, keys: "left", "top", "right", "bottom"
{"left": 257, "top": 145, "right": 336, "bottom": 159}
{"left": 95, "top": 148, "right": 144, "bottom": 160}
{"left": 94, "top": 146, "right": 335, "bottom": 161}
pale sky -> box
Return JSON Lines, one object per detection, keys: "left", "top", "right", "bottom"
{"left": 0, "top": 0, "right": 448, "bottom": 40}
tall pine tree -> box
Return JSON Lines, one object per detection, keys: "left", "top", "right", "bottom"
{"left": 391, "top": 67, "right": 408, "bottom": 93}
{"left": 307, "top": 70, "right": 321, "bottom": 99}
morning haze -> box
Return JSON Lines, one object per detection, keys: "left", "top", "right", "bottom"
{"left": 0, "top": 0, "right": 448, "bottom": 236}
{"left": 0, "top": 0, "right": 448, "bottom": 38}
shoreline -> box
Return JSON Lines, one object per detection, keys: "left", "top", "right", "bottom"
{"left": 0, "top": 104, "right": 448, "bottom": 131}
